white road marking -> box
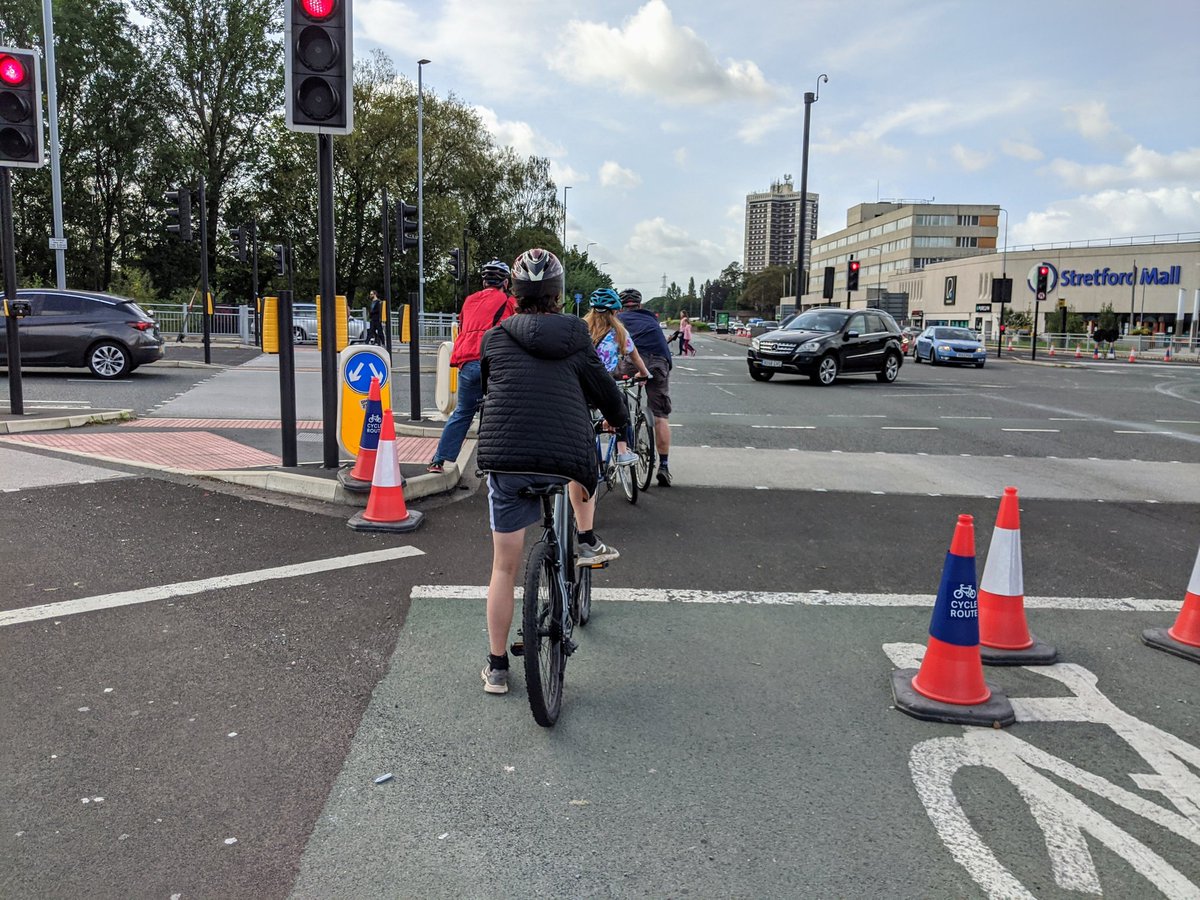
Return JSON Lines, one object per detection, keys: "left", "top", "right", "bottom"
{"left": 829, "top": 414, "right": 887, "bottom": 418}
{"left": 751, "top": 425, "right": 815, "bottom": 429}
{"left": 1002, "top": 428, "right": 1060, "bottom": 433}
{"left": 409, "top": 585, "right": 1181, "bottom": 612}
{"left": 715, "top": 386, "right": 737, "bottom": 397}
{"left": 1157, "top": 420, "right": 1200, "bottom": 424}
{"left": 1115, "top": 430, "right": 1174, "bottom": 435}
{"left": 1048, "top": 417, "right": 1086, "bottom": 421}
{"left": 1, "top": 547, "right": 425, "bottom": 628}
{"left": 941, "top": 416, "right": 992, "bottom": 420}
{"left": 883, "top": 426, "right": 939, "bottom": 431}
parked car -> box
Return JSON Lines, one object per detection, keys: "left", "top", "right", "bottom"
{"left": 912, "top": 326, "right": 987, "bottom": 368}
{"left": 290, "top": 303, "right": 367, "bottom": 344}
{"left": 747, "top": 308, "right": 904, "bottom": 385}
{"left": 0, "top": 289, "right": 164, "bottom": 379}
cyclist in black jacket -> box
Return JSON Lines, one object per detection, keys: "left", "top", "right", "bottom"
{"left": 476, "top": 248, "right": 628, "bottom": 694}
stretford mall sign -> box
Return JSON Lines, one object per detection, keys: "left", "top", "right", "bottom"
{"left": 1026, "top": 262, "right": 1185, "bottom": 294}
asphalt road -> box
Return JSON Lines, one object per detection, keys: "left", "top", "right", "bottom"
{"left": 2, "top": 327, "right": 1199, "bottom": 898}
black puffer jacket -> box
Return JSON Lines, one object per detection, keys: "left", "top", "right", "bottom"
{"left": 479, "top": 312, "right": 628, "bottom": 496}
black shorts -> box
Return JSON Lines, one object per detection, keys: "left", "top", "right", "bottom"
{"left": 486, "top": 473, "right": 568, "bottom": 533}
{"left": 618, "top": 355, "right": 671, "bottom": 418}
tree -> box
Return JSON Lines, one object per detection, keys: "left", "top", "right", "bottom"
{"left": 562, "top": 245, "right": 612, "bottom": 314}
{"left": 741, "top": 265, "right": 790, "bottom": 314}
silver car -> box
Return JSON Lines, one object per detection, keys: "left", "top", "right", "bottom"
{"left": 290, "top": 303, "right": 367, "bottom": 344}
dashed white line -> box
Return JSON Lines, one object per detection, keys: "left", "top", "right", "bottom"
{"left": 882, "top": 426, "right": 939, "bottom": 431}
{"left": 1002, "top": 428, "right": 1060, "bottom": 433}
{"left": 940, "top": 416, "right": 993, "bottom": 420}
{"left": 751, "top": 425, "right": 816, "bottom": 430}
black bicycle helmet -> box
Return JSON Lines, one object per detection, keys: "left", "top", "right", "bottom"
{"left": 481, "top": 259, "right": 510, "bottom": 286}
{"left": 619, "top": 288, "right": 643, "bottom": 307}
{"left": 510, "top": 248, "right": 564, "bottom": 298}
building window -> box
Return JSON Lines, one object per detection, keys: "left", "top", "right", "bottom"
{"left": 957, "top": 215, "right": 979, "bottom": 226}
{"left": 955, "top": 237, "right": 978, "bottom": 248}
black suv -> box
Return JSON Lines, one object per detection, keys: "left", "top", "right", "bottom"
{"left": 747, "top": 307, "right": 904, "bottom": 385}
{"left": 0, "top": 289, "right": 165, "bottom": 379}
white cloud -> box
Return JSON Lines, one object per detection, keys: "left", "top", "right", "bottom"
{"left": 600, "top": 161, "right": 642, "bottom": 189}
{"left": 473, "top": 105, "right": 564, "bottom": 159}
{"left": 1046, "top": 145, "right": 1200, "bottom": 191}
{"left": 622, "top": 217, "right": 735, "bottom": 284}
{"left": 1002, "top": 139, "right": 1044, "bottom": 162}
{"left": 738, "top": 104, "right": 802, "bottom": 144}
{"left": 550, "top": 162, "right": 589, "bottom": 186}
{"left": 1062, "top": 100, "right": 1119, "bottom": 142}
{"left": 674, "top": 147, "right": 689, "bottom": 166}
{"left": 550, "top": 0, "right": 775, "bottom": 105}
{"left": 1012, "top": 186, "right": 1200, "bottom": 245}
{"left": 949, "top": 144, "right": 991, "bottom": 172}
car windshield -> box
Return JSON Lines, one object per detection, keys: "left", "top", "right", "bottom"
{"left": 934, "top": 328, "right": 977, "bottom": 341}
{"left": 786, "top": 311, "right": 847, "bottom": 333}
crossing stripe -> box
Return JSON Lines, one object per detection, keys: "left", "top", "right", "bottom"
{"left": 0, "top": 547, "right": 425, "bottom": 628}
{"left": 409, "top": 585, "right": 1181, "bottom": 612}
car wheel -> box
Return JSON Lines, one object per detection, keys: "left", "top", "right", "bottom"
{"left": 877, "top": 351, "right": 901, "bottom": 383}
{"left": 913, "top": 348, "right": 922, "bottom": 363}
{"left": 929, "top": 348, "right": 940, "bottom": 366}
{"left": 810, "top": 354, "right": 838, "bottom": 386}
{"left": 748, "top": 364, "right": 774, "bottom": 382}
{"left": 87, "top": 341, "right": 131, "bottom": 379}
{"left": 293, "top": 326, "right": 306, "bottom": 343}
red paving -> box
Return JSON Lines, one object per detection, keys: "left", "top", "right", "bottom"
{"left": 122, "top": 418, "right": 323, "bottom": 429}
{"left": 1, "top": 431, "right": 442, "bottom": 471}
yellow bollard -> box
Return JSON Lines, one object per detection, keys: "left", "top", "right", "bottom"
{"left": 315, "top": 294, "right": 350, "bottom": 351}
{"left": 401, "top": 304, "right": 411, "bottom": 343}
{"left": 262, "top": 296, "right": 279, "bottom": 353}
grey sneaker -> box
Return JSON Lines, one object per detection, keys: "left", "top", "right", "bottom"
{"left": 481, "top": 663, "right": 509, "bottom": 694}
{"left": 615, "top": 451, "right": 638, "bottom": 467}
{"left": 656, "top": 466, "right": 673, "bottom": 487}
{"left": 577, "top": 537, "right": 620, "bottom": 566}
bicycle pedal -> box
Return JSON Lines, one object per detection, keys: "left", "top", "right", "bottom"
{"left": 510, "top": 640, "right": 524, "bottom": 657}
{"left": 587, "top": 561, "right": 609, "bottom": 569}
{"left": 563, "top": 637, "right": 579, "bottom": 656}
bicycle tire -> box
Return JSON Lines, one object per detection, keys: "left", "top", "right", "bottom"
{"left": 574, "top": 564, "right": 592, "bottom": 626}
{"left": 617, "top": 456, "right": 638, "bottom": 503}
{"left": 634, "top": 413, "right": 655, "bottom": 491}
{"left": 522, "top": 540, "right": 564, "bottom": 727}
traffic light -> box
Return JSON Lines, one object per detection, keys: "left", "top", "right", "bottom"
{"left": 0, "top": 47, "right": 44, "bottom": 168}
{"left": 230, "top": 226, "right": 247, "bottom": 263}
{"left": 274, "top": 244, "right": 287, "bottom": 276}
{"left": 846, "top": 259, "right": 860, "bottom": 292}
{"left": 822, "top": 266, "right": 835, "bottom": 300}
{"left": 448, "top": 248, "right": 462, "bottom": 282}
{"left": 284, "top": 0, "right": 354, "bottom": 135}
{"left": 396, "top": 201, "right": 418, "bottom": 253}
{"left": 1035, "top": 265, "right": 1049, "bottom": 301}
{"left": 164, "top": 187, "right": 193, "bottom": 241}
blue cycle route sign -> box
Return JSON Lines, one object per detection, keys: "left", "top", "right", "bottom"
{"left": 344, "top": 350, "right": 389, "bottom": 394}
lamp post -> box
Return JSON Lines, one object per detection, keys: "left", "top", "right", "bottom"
{"left": 585, "top": 241, "right": 597, "bottom": 258}
{"left": 411, "top": 57, "right": 431, "bottom": 422}
{"left": 997, "top": 206, "right": 1008, "bottom": 358}
{"left": 795, "top": 74, "right": 828, "bottom": 311}
{"left": 562, "top": 185, "right": 572, "bottom": 251}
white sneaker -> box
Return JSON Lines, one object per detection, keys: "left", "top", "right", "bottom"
{"left": 615, "top": 451, "right": 638, "bottom": 467}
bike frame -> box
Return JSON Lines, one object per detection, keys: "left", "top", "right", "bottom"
{"left": 535, "top": 488, "right": 577, "bottom": 643}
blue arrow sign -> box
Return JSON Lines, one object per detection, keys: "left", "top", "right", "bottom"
{"left": 343, "top": 350, "right": 389, "bottom": 394}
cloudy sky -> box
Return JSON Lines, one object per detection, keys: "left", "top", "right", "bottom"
{"left": 355, "top": 0, "right": 1200, "bottom": 293}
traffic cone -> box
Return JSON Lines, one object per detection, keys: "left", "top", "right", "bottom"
{"left": 1049, "top": 345, "right": 1056, "bottom": 358}
{"left": 978, "top": 487, "right": 1057, "bottom": 665}
{"left": 348, "top": 409, "right": 424, "bottom": 533}
{"left": 1007, "top": 336, "right": 1014, "bottom": 351}
{"left": 338, "top": 376, "right": 383, "bottom": 493}
{"left": 1142, "top": 542, "right": 1200, "bottom": 664}
{"left": 1165, "top": 344, "right": 1173, "bottom": 362}
{"left": 892, "top": 514, "right": 1015, "bottom": 727}
{"left": 1093, "top": 346, "right": 1099, "bottom": 360}
{"left": 1129, "top": 347, "right": 1137, "bottom": 363}
{"left": 1074, "top": 344, "right": 1082, "bottom": 359}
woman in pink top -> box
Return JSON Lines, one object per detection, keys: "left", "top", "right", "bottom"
{"left": 680, "top": 313, "right": 694, "bottom": 356}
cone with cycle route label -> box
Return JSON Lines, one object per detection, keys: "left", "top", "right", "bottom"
{"left": 1141, "top": 541, "right": 1200, "bottom": 664}
{"left": 978, "top": 487, "right": 1057, "bottom": 665}
{"left": 892, "top": 514, "right": 1015, "bottom": 727}
{"left": 347, "top": 408, "right": 424, "bottom": 533}
{"left": 338, "top": 376, "right": 384, "bottom": 493}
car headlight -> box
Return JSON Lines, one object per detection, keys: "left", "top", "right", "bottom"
{"left": 938, "top": 344, "right": 952, "bottom": 352}
{"left": 750, "top": 338, "right": 760, "bottom": 351}
{"left": 799, "top": 340, "right": 821, "bottom": 353}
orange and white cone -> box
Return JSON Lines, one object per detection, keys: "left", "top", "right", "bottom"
{"left": 1093, "top": 346, "right": 1099, "bottom": 360}
{"left": 1165, "top": 344, "right": 1173, "bottom": 362}
{"left": 348, "top": 409, "right": 424, "bottom": 533}
{"left": 891, "top": 514, "right": 1015, "bottom": 727}
{"left": 978, "top": 487, "right": 1057, "bottom": 665}
{"left": 1007, "top": 336, "right": 1014, "bottom": 351}
{"left": 1129, "top": 347, "right": 1137, "bottom": 363}
{"left": 1142, "top": 542, "right": 1200, "bottom": 664}
{"left": 1049, "top": 345, "right": 1056, "bottom": 357}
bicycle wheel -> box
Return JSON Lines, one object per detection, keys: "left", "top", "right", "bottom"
{"left": 634, "top": 413, "right": 655, "bottom": 491}
{"left": 617, "top": 454, "right": 638, "bottom": 504}
{"left": 523, "top": 540, "right": 564, "bottom": 726}
{"left": 573, "top": 564, "right": 592, "bottom": 626}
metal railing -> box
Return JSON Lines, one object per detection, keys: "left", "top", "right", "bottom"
{"left": 1005, "top": 331, "right": 1200, "bottom": 358}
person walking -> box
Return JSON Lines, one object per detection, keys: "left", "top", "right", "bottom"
{"left": 427, "top": 261, "right": 516, "bottom": 474}
{"left": 366, "top": 290, "right": 387, "bottom": 346}
{"left": 476, "top": 249, "right": 628, "bottom": 694}
{"left": 617, "top": 288, "right": 675, "bottom": 485}
{"left": 680, "top": 312, "right": 695, "bottom": 356}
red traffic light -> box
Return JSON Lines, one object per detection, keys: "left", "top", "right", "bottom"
{"left": 0, "top": 54, "right": 28, "bottom": 87}
{"left": 1038, "top": 266, "right": 1048, "bottom": 277}
{"left": 849, "top": 261, "right": 860, "bottom": 271}
{"left": 300, "top": 0, "right": 336, "bottom": 18}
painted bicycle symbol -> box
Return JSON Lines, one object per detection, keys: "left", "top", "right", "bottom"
{"left": 952, "top": 584, "right": 977, "bottom": 600}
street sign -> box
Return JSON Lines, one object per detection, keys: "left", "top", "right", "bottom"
{"left": 975, "top": 303, "right": 993, "bottom": 313}
{"left": 338, "top": 344, "right": 392, "bottom": 457}
{"left": 47, "top": 237, "right": 67, "bottom": 251}
{"left": 343, "top": 348, "right": 388, "bottom": 393}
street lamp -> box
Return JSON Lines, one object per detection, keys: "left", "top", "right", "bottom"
{"left": 411, "top": 57, "right": 431, "bottom": 422}
{"left": 562, "top": 185, "right": 572, "bottom": 252}
{"left": 585, "top": 241, "right": 597, "bottom": 258}
{"left": 997, "top": 206, "right": 1008, "bottom": 358}
{"left": 795, "top": 74, "right": 828, "bottom": 311}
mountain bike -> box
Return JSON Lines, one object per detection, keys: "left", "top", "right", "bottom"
{"left": 884, "top": 641, "right": 1200, "bottom": 897}
{"left": 592, "top": 404, "right": 638, "bottom": 505}
{"left": 621, "top": 377, "right": 657, "bottom": 492}
{"left": 517, "top": 482, "right": 602, "bottom": 726}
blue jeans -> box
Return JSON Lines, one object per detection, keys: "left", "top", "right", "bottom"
{"left": 432, "top": 359, "right": 483, "bottom": 465}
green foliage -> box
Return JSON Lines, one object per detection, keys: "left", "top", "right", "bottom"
{"left": 1003, "top": 307, "right": 1032, "bottom": 331}
{"left": 108, "top": 267, "right": 159, "bottom": 305}
{"left": 741, "top": 265, "right": 790, "bottom": 314}
{"left": 1098, "top": 302, "right": 1118, "bottom": 332}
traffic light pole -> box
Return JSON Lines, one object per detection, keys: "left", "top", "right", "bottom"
{"left": 250, "top": 219, "right": 260, "bottom": 348}
{"left": 317, "top": 134, "right": 339, "bottom": 468}
{"left": 277, "top": 289, "right": 298, "bottom": 467}
{"left": 381, "top": 186, "right": 393, "bottom": 353}
{"left": 198, "top": 177, "right": 211, "bottom": 365}
{"left": 1, "top": 167, "right": 25, "bottom": 415}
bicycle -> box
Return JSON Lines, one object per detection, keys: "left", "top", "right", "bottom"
{"left": 620, "top": 377, "right": 657, "bottom": 493}
{"left": 517, "top": 482, "right": 604, "bottom": 727}
{"left": 592, "top": 391, "right": 640, "bottom": 505}
{"left": 884, "top": 640, "right": 1200, "bottom": 897}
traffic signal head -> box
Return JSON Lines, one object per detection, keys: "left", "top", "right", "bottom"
{"left": 396, "top": 201, "right": 418, "bottom": 253}
{"left": 284, "top": 0, "right": 353, "bottom": 134}
{"left": 846, "top": 259, "right": 860, "bottom": 292}
{"left": 164, "top": 187, "right": 193, "bottom": 241}
{"left": 1036, "top": 265, "right": 1049, "bottom": 300}
{"left": 230, "top": 226, "right": 247, "bottom": 263}
{"left": 0, "top": 47, "right": 44, "bottom": 168}
{"left": 274, "top": 244, "right": 287, "bottom": 276}
{"left": 448, "top": 248, "right": 462, "bottom": 282}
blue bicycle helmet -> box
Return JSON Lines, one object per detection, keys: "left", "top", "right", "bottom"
{"left": 589, "top": 287, "right": 622, "bottom": 311}
{"left": 480, "top": 260, "right": 510, "bottom": 286}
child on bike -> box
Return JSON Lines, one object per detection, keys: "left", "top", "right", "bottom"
{"left": 476, "top": 249, "right": 629, "bottom": 695}
{"left": 585, "top": 288, "right": 652, "bottom": 466}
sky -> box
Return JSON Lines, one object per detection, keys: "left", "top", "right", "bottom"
{"left": 355, "top": 0, "right": 1200, "bottom": 294}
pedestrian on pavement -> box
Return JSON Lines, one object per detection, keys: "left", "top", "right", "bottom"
{"left": 476, "top": 248, "right": 628, "bottom": 694}
{"left": 617, "top": 288, "right": 675, "bottom": 486}
{"left": 366, "top": 290, "right": 386, "bottom": 346}
{"left": 428, "top": 261, "right": 516, "bottom": 474}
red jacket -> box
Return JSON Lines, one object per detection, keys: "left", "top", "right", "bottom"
{"left": 451, "top": 286, "right": 516, "bottom": 367}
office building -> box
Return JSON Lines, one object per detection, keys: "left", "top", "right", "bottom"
{"left": 744, "top": 178, "right": 818, "bottom": 276}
